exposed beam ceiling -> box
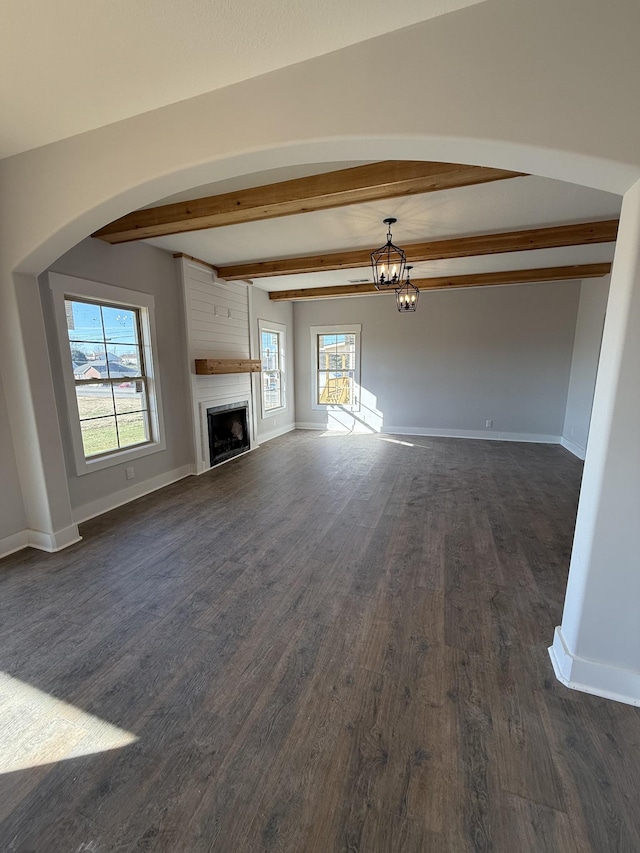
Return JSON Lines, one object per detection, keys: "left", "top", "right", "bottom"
{"left": 92, "top": 161, "right": 524, "bottom": 244}
{"left": 267, "top": 263, "right": 612, "bottom": 301}
{"left": 219, "top": 220, "right": 618, "bottom": 280}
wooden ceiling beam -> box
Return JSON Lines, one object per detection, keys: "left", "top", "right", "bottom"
{"left": 221, "top": 220, "right": 618, "bottom": 280}
{"left": 267, "top": 263, "right": 611, "bottom": 301}
{"left": 91, "top": 161, "right": 524, "bottom": 244}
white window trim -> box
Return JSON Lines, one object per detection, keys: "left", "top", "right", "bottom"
{"left": 311, "top": 324, "right": 361, "bottom": 412}
{"left": 258, "top": 318, "right": 287, "bottom": 418}
{"left": 48, "top": 272, "right": 166, "bottom": 476}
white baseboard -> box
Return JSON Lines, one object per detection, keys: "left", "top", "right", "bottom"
{"left": 72, "top": 464, "right": 194, "bottom": 524}
{"left": 31, "top": 524, "right": 83, "bottom": 552}
{"left": 560, "top": 436, "right": 587, "bottom": 459}
{"left": 295, "top": 422, "right": 561, "bottom": 445}
{"left": 195, "top": 445, "right": 258, "bottom": 476}
{"left": 257, "top": 422, "right": 296, "bottom": 444}
{"left": 0, "top": 524, "right": 83, "bottom": 559}
{"left": 0, "top": 530, "right": 29, "bottom": 559}
{"left": 384, "top": 426, "right": 561, "bottom": 443}
{"left": 549, "top": 626, "right": 640, "bottom": 707}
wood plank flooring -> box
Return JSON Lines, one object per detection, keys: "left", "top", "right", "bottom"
{"left": 1, "top": 431, "right": 639, "bottom": 851}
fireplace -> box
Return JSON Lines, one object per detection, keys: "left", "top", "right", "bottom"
{"left": 206, "top": 401, "right": 250, "bottom": 467}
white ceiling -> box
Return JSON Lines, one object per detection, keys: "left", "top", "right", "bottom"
{"left": 0, "top": 0, "right": 484, "bottom": 159}
{"left": 145, "top": 171, "right": 621, "bottom": 292}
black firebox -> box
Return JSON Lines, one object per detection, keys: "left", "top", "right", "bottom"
{"left": 206, "top": 401, "right": 249, "bottom": 467}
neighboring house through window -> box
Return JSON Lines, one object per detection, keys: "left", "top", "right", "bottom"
{"left": 48, "top": 273, "right": 165, "bottom": 475}
{"left": 311, "top": 324, "right": 361, "bottom": 411}
{"left": 258, "top": 319, "right": 286, "bottom": 416}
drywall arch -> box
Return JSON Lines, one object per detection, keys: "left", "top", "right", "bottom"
{"left": 7, "top": 135, "right": 637, "bottom": 280}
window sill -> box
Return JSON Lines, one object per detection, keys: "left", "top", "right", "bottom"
{"left": 261, "top": 406, "right": 287, "bottom": 418}
{"left": 75, "top": 438, "right": 166, "bottom": 476}
{"left": 312, "top": 403, "right": 361, "bottom": 413}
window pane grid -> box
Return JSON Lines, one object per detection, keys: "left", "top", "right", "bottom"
{"left": 316, "top": 332, "right": 357, "bottom": 406}
{"left": 74, "top": 376, "right": 147, "bottom": 386}
{"left": 261, "top": 329, "right": 283, "bottom": 410}
{"left": 79, "top": 412, "right": 150, "bottom": 457}
{"left": 66, "top": 297, "right": 151, "bottom": 458}
{"left": 77, "top": 410, "right": 150, "bottom": 423}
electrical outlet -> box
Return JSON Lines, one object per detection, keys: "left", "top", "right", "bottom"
{"left": 485, "top": 419, "right": 493, "bottom": 428}
{"left": 125, "top": 466, "right": 135, "bottom": 480}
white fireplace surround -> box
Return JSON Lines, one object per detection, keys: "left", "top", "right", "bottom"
{"left": 176, "top": 255, "right": 258, "bottom": 475}
{"left": 197, "top": 396, "right": 255, "bottom": 473}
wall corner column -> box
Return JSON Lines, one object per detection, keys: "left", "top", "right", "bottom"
{"left": 550, "top": 178, "right": 640, "bottom": 706}
{"left": 1, "top": 270, "right": 80, "bottom": 552}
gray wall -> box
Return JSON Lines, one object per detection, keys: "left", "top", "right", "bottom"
{"left": 294, "top": 281, "right": 581, "bottom": 439}
{"left": 39, "top": 238, "right": 193, "bottom": 517}
{"left": 563, "top": 277, "right": 610, "bottom": 454}
{"left": 0, "top": 369, "right": 27, "bottom": 541}
{"left": 250, "top": 287, "right": 296, "bottom": 441}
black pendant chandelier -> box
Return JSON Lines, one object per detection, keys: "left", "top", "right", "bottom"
{"left": 396, "top": 265, "right": 420, "bottom": 313}
{"left": 371, "top": 218, "right": 406, "bottom": 290}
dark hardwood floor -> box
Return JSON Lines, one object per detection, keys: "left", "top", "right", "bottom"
{"left": 1, "top": 431, "right": 639, "bottom": 852}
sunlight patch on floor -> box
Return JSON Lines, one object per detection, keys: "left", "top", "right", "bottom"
{"left": 0, "top": 672, "right": 137, "bottom": 774}
{"left": 379, "top": 436, "right": 417, "bottom": 447}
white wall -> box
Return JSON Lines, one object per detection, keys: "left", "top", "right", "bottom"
{"left": 39, "top": 238, "right": 193, "bottom": 521}
{"left": 249, "top": 287, "right": 296, "bottom": 443}
{"left": 294, "top": 281, "right": 580, "bottom": 440}
{"left": 0, "top": 370, "right": 27, "bottom": 548}
{"left": 562, "top": 277, "right": 610, "bottom": 457}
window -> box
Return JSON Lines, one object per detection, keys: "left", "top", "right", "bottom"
{"left": 261, "top": 329, "right": 282, "bottom": 411}
{"left": 258, "top": 319, "right": 286, "bottom": 416}
{"left": 49, "top": 273, "right": 165, "bottom": 475}
{"left": 311, "top": 324, "right": 361, "bottom": 411}
{"left": 65, "top": 299, "right": 150, "bottom": 458}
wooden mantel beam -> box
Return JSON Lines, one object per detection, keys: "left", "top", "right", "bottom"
{"left": 267, "top": 263, "right": 612, "bottom": 301}
{"left": 91, "top": 161, "right": 524, "bottom": 244}
{"left": 221, "top": 220, "right": 618, "bottom": 281}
